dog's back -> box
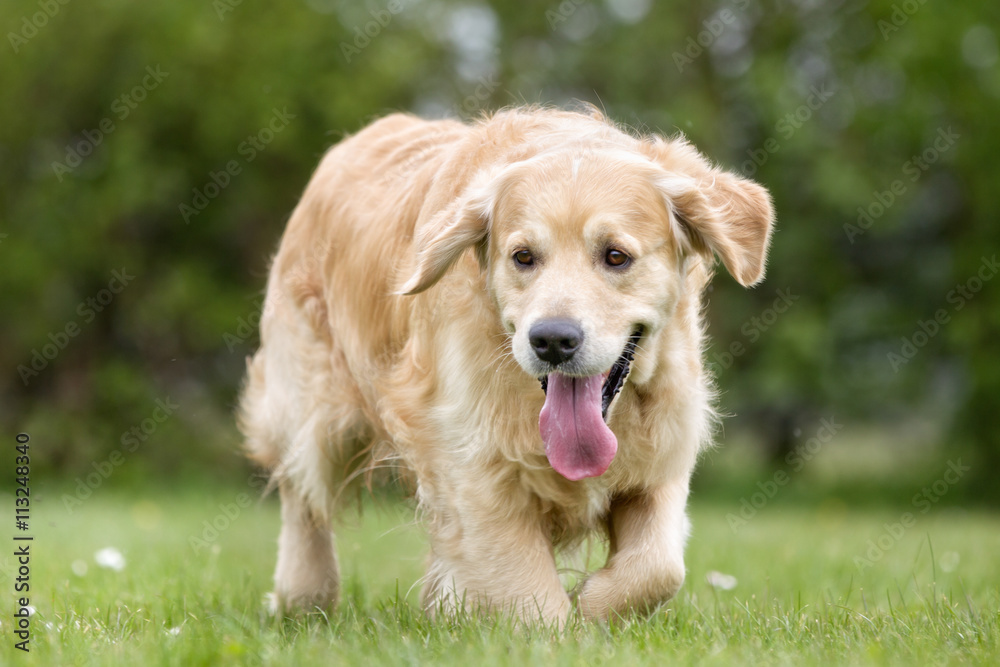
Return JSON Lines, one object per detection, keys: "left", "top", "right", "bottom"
{"left": 239, "top": 113, "right": 467, "bottom": 516}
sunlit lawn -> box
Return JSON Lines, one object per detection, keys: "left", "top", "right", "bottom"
{"left": 2, "top": 478, "right": 998, "bottom": 666}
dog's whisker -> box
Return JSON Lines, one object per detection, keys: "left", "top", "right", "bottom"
{"left": 405, "top": 571, "right": 435, "bottom": 604}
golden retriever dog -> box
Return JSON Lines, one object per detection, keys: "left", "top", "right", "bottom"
{"left": 238, "top": 106, "right": 774, "bottom": 623}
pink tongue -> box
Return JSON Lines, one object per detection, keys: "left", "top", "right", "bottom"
{"left": 539, "top": 373, "right": 617, "bottom": 481}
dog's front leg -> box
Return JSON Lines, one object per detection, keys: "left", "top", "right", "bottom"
{"left": 576, "top": 481, "right": 689, "bottom": 621}
{"left": 270, "top": 483, "right": 340, "bottom": 614}
{"left": 421, "top": 485, "right": 571, "bottom": 625}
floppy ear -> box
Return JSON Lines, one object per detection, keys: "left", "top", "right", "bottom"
{"left": 398, "top": 172, "right": 497, "bottom": 295}
{"left": 646, "top": 137, "right": 775, "bottom": 287}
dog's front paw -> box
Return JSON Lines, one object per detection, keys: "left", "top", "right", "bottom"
{"left": 575, "top": 569, "right": 619, "bottom": 621}
{"left": 265, "top": 592, "right": 281, "bottom": 616}
{"left": 267, "top": 586, "right": 338, "bottom": 617}
{"left": 576, "top": 561, "right": 684, "bottom": 621}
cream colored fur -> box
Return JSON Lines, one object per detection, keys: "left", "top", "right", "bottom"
{"left": 238, "top": 106, "right": 774, "bottom": 623}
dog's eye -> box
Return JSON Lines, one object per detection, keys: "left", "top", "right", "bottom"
{"left": 605, "top": 249, "right": 631, "bottom": 268}
{"left": 513, "top": 249, "right": 534, "bottom": 267}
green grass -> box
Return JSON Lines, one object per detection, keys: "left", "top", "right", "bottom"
{"left": 2, "top": 484, "right": 998, "bottom": 666}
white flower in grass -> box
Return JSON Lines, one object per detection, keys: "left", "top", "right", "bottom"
{"left": 94, "top": 547, "right": 126, "bottom": 571}
{"left": 706, "top": 570, "right": 738, "bottom": 590}
{"left": 166, "top": 626, "right": 182, "bottom": 636}
{"left": 940, "top": 551, "right": 960, "bottom": 573}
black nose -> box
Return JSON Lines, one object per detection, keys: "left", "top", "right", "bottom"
{"left": 529, "top": 319, "right": 584, "bottom": 366}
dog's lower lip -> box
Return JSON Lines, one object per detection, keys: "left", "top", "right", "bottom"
{"left": 537, "top": 327, "right": 643, "bottom": 420}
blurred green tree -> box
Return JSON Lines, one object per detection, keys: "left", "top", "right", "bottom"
{"left": 1, "top": 0, "right": 998, "bottom": 499}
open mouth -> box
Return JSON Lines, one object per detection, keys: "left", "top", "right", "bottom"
{"left": 537, "top": 327, "right": 644, "bottom": 481}
{"left": 539, "top": 326, "right": 643, "bottom": 421}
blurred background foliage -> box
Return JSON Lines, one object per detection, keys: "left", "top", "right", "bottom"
{"left": 2, "top": 0, "right": 998, "bottom": 503}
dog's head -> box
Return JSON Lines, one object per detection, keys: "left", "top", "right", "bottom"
{"left": 401, "top": 131, "right": 773, "bottom": 481}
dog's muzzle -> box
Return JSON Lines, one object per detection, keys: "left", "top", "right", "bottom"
{"left": 537, "top": 327, "right": 643, "bottom": 480}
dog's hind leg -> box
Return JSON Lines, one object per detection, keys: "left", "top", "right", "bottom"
{"left": 239, "top": 282, "right": 364, "bottom": 615}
